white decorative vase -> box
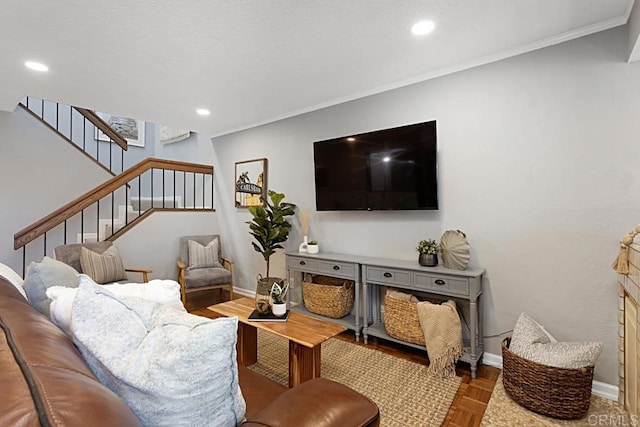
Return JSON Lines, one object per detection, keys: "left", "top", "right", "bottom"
{"left": 307, "top": 244, "right": 319, "bottom": 254}
{"left": 271, "top": 302, "right": 287, "bottom": 317}
{"left": 298, "top": 235, "right": 308, "bottom": 253}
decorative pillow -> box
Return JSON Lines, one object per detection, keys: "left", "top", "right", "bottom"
{"left": 80, "top": 245, "right": 127, "bottom": 284}
{"left": 510, "top": 312, "right": 602, "bottom": 369}
{"left": 71, "top": 279, "right": 246, "bottom": 426}
{"left": 0, "top": 262, "right": 28, "bottom": 300}
{"left": 23, "top": 256, "right": 79, "bottom": 316}
{"left": 47, "top": 275, "right": 185, "bottom": 335}
{"left": 188, "top": 238, "right": 221, "bottom": 269}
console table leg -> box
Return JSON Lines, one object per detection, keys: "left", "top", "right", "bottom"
{"left": 470, "top": 300, "right": 478, "bottom": 379}
{"left": 355, "top": 277, "right": 360, "bottom": 342}
{"left": 289, "top": 341, "right": 321, "bottom": 388}
{"left": 237, "top": 323, "right": 257, "bottom": 367}
{"left": 363, "top": 283, "right": 369, "bottom": 344}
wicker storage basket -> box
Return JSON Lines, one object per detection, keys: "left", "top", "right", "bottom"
{"left": 302, "top": 275, "right": 354, "bottom": 319}
{"left": 383, "top": 294, "right": 426, "bottom": 346}
{"left": 501, "top": 338, "right": 594, "bottom": 420}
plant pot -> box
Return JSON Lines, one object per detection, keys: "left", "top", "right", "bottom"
{"left": 256, "top": 275, "right": 283, "bottom": 307}
{"left": 419, "top": 253, "right": 438, "bottom": 267}
{"left": 307, "top": 244, "right": 319, "bottom": 254}
{"left": 271, "top": 302, "right": 287, "bottom": 317}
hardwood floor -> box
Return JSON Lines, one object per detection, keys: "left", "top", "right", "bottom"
{"left": 190, "top": 290, "right": 501, "bottom": 427}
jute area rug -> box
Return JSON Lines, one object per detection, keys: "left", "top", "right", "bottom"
{"left": 249, "top": 329, "right": 461, "bottom": 427}
{"left": 481, "top": 374, "right": 629, "bottom": 426}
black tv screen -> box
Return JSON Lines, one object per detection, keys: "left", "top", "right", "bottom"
{"left": 314, "top": 120, "right": 438, "bottom": 211}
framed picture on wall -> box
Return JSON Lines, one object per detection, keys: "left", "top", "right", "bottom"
{"left": 235, "top": 158, "right": 268, "bottom": 208}
{"left": 94, "top": 112, "right": 145, "bottom": 147}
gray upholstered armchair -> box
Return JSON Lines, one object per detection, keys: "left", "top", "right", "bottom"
{"left": 177, "top": 235, "right": 234, "bottom": 305}
{"left": 54, "top": 241, "right": 152, "bottom": 284}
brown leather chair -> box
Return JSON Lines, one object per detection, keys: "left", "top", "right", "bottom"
{"left": 177, "top": 235, "right": 234, "bottom": 304}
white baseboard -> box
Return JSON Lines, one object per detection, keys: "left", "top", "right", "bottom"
{"left": 481, "top": 351, "right": 619, "bottom": 401}
{"left": 233, "top": 287, "right": 254, "bottom": 298}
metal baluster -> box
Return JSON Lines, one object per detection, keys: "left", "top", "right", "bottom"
{"left": 193, "top": 173, "right": 196, "bottom": 209}
{"left": 56, "top": 103, "right": 59, "bottom": 130}
{"left": 43, "top": 232, "right": 47, "bottom": 257}
{"left": 202, "top": 173, "right": 205, "bottom": 209}
{"left": 96, "top": 200, "right": 100, "bottom": 241}
{"left": 64, "top": 220, "right": 67, "bottom": 244}
{"left": 125, "top": 183, "right": 129, "bottom": 226}
{"left": 173, "top": 170, "right": 176, "bottom": 208}
{"left": 211, "top": 172, "right": 214, "bottom": 210}
{"left": 162, "top": 169, "right": 165, "bottom": 208}
{"left": 183, "top": 171, "right": 186, "bottom": 208}
{"left": 111, "top": 191, "right": 114, "bottom": 238}
{"left": 138, "top": 175, "right": 141, "bottom": 217}
{"left": 81, "top": 210, "right": 84, "bottom": 242}
{"left": 109, "top": 139, "right": 113, "bottom": 173}
{"left": 22, "top": 247, "right": 26, "bottom": 278}
{"left": 151, "top": 168, "right": 154, "bottom": 208}
{"left": 41, "top": 99, "right": 44, "bottom": 120}
{"left": 70, "top": 107, "right": 73, "bottom": 141}
{"left": 83, "top": 118, "right": 86, "bottom": 151}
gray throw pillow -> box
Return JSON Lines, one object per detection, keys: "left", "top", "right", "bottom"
{"left": 71, "top": 277, "right": 246, "bottom": 426}
{"left": 23, "top": 256, "right": 79, "bottom": 316}
{"left": 188, "top": 238, "right": 222, "bottom": 269}
{"left": 80, "top": 245, "right": 127, "bottom": 284}
{"left": 510, "top": 312, "right": 602, "bottom": 369}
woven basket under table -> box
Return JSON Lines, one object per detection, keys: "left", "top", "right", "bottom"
{"left": 383, "top": 294, "right": 426, "bottom": 346}
{"left": 501, "top": 337, "right": 594, "bottom": 420}
{"left": 302, "top": 275, "right": 354, "bottom": 319}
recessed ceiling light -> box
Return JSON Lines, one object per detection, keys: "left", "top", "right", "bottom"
{"left": 411, "top": 20, "right": 435, "bottom": 36}
{"left": 24, "top": 61, "right": 49, "bottom": 72}
{"left": 383, "top": 156, "right": 391, "bottom": 162}
{"left": 196, "top": 108, "right": 210, "bottom": 116}
{"left": 346, "top": 137, "right": 355, "bottom": 142}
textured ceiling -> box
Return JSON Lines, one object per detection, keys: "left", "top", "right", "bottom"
{"left": 0, "top": 0, "right": 633, "bottom": 137}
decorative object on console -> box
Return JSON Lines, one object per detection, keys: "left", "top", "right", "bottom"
{"left": 416, "top": 239, "right": 439, "bottom": 267}
{"left": 302, "top": 274, "right": 355, "bottom": 319}
{"left": 440, "top": 230, "right": 470, "bottom": 270}
{"left": 611, "top": 224, "right": 640, "bottom": 274}
{"left": 307, "top": 240, "right": 319, "bottom": 254}
{"left": 235, "top": 158, "right": 268, "bottom": 208}
{"left": 269, "top": 281, "right": 289, "bottom": 317}
{"left": 298, "top": 210, "right": 310, "bottom": 252}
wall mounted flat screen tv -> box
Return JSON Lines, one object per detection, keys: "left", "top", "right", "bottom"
{"left": 314, "top": 120, "right": 438, "bottom": 211}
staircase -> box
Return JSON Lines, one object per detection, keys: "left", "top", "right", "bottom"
{"left": 14, "top": 97, "right": 214, "bottom": 275}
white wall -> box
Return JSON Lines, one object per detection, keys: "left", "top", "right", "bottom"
{"left": 211, "top": 26, "right": 640, "bottom": 385}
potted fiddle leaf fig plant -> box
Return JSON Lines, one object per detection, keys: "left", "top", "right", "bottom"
{"left": 246, "top": 190, "right": 296, "bottom": 300}
{"left": 416, "top": 239, "right": 439, "bottom": 267}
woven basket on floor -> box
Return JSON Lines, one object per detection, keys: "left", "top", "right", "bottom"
{"left": 383, "top": 294, "right": 426, "bottom": 346}
{"left": 302, "top": 275, "right": 354, "bottom": 319}
{"left": 501, "top": 337, "right": 594, "bottom": 420}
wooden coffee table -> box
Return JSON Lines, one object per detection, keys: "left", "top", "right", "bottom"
{"left": 208, "top": 297, "right": 346, "bottom": 387}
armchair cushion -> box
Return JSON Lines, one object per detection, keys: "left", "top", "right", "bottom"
{"left": 23, "top": 256, "right": 79, "bottom": 316}
{"left": 185, "top": 267, "right": 232, "bottom": 289}
{"left": 71, "top": 278, "right": 246, "bottom": 426}
{"left": 188, "top": 239, "right": 222, "bottom": 269}
{"left": 80, "top": 245, "right": 127, "bottom": 284}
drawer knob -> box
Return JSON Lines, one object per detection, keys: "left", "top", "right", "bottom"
{"left": 383, "top": 272, "right": 392, "bottom": 278}
{"left": 434, "top": 279, "right": 446, "bottom": 285}
{"left": 333, "top": 265, "right": 340, "bottom": 271}
{"left": 299, "top": 261, "right": 306, "bottom": 266}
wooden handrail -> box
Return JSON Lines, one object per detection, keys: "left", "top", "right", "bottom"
{"left": 74, "top": 108, "right": 128, "bottom": 150}
{"left": 14, "top": 158, "right": 213, "bottom": 249}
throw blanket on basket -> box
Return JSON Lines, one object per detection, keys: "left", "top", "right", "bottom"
{"left": 417, "top": 300, "right": 463, "bottom": 378}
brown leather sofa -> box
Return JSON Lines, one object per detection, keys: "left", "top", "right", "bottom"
{"left": 0, "top": 277, "right": 379, "bottom": 426}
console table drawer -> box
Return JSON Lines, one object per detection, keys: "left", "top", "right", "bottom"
{"left": 365, "top": 266, "right": 411, "bottom": 287}
{"left": 414, "top": 273, "right": 469, "bottom": 296}
{"left": 318, "top": 261, "right": 356, "bottom": 279}
{"left": 287, "top": 256, "right": 318, "bottom": 272}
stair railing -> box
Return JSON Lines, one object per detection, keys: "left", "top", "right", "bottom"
{"left": 19, "top": 96, "right": 129, "bottom": 175}
{"left": 14, "top": 158, "right": 214, "bottom": 275}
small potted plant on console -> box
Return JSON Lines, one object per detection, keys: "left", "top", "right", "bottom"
{"left": 307, "top": 240, "right": 319, "bottom": 254}
{"left": 417, "top": 239, "right": 439, "bottom": 267}
{"left": 270, "top": 281, "right": 290, "bottom": 317}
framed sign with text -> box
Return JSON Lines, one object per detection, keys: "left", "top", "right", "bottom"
{"left": 235, "top": 158, "right": 267, "bottom": 208}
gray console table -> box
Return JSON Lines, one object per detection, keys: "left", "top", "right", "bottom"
{"left": 285, "top": 252, "right": 367, "bottom": 341}
{"left": 285, "top": 251, "right": 486, "bottom": 378}
{"left": 362, "top": 257, "right": 485, "bottom": 378}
